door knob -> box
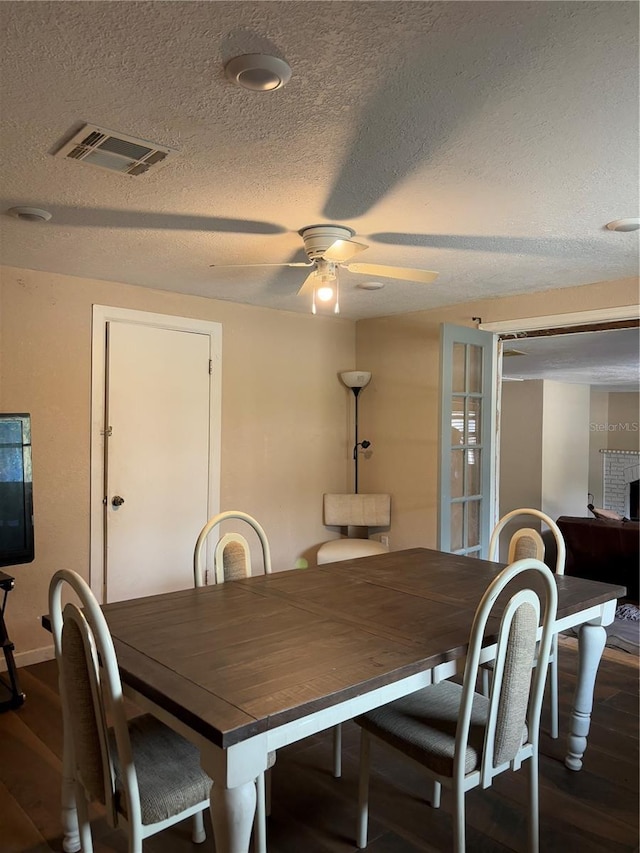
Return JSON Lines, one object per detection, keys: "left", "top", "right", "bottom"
{"left": 111, "top": 495, "right": 125, "bottom": 507}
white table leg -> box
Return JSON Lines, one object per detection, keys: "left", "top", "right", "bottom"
{"left": 565, "top": 621, "right": 607, "bottom": 771}
{"left": 210, "top": 779, "right": 257, "bottom": 853}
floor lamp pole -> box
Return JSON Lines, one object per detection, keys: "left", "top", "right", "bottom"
{"left": 353, "top": 387, "right": 361, "bottom": 494}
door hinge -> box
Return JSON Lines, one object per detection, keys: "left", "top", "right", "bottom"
{"left": 208, "top": 359, "right": 213, "bottom": 375}
{"left": 101, "top": 426, "right": 113, "bottom": 437}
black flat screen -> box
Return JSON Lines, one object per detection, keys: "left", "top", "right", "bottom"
{"left": 0, "top": 414, "right": 34, "bottom": 567}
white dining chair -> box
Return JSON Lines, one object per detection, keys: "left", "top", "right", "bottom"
{"left": 193, "top": 510, "right": 273, "bottom": 853}
{"left": 194, "top": 509, "right": 272, "bottom": 586}
{"left": 355, "top": 557, "right": 558, "bottom": 853}
{"left": 49, "top": 569, "right": 210, "bottom": 853}
{"left": 483, "top": 508, "right": 566, "bottom": 739}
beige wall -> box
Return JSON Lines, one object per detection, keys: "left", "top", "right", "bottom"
{"left": 588, "top": 390, "right": 639, "bottom": 505}
{"left": 499, "top": 380, "right": 544, "bottom": 515}
{"left": 500, "top": 380, "right": 590, "bottom": 523}
{"left": 606, "top": 392, "right": 640, "bottom": 451}
{"left": 588, "top": 390, "right": 609, "bottom": 506}
{"left": 357, "top": 276, "right": 638, "bottom": 550}
{"left": 0, "top": 265, "right": 355, "bottom": 662}
{"left": 541, "top": 381, "right": 590, "bottom": 519}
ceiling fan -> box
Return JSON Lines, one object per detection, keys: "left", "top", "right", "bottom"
{"left": 210, "top": 224, "right": 439, "bottom": 314}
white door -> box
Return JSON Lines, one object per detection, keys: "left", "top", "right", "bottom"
{"left": 438, "top": 324, "right": 498, "bottom": 558}
{"left": 104, "top": 321, "right": 212, "bottom": 602}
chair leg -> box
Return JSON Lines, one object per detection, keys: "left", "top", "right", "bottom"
{"left": 549, "top": 637, "right": 559, "bottom": 739}
{"left": 481, "top": 667, "right": 490, "bottom": 697}
{"left": 265, "top": 766, "right": 272, "bottom": 816}
{"left": 254, "top": 773, "right": 267, "bottom": 853}
{"left": 453, "top": 783, "right": 466, "bottom": 853}
{"left": 74, "top": 782, "right": 94, "bottom": 853}
{"left": 357, "top": 731, "right": 371, "bottom": 849}
{"left": 528, "top": 753, "right": 540, "bottom": 853}
{"left": 333, "top": 723, "right": 342, "bottom": 778}
{"left": 191, "top": 810, "right": 206, "bottom": 843}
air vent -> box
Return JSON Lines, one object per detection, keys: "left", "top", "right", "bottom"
{"left": 53, "top": 123, "right": 176, "bottom": 176}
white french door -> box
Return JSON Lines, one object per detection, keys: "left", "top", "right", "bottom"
{"left": 438, "top": 324, "right": 497, "bottom": 558}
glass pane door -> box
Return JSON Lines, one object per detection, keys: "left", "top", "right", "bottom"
{"left": 439, "top": 325, "right": 497, "bottom": 557}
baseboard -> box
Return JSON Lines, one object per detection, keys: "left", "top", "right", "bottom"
{"left": 0, "top": 644, "right": 55, "bottom": 672}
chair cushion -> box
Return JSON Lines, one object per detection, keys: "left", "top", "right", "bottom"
{"left": 356, "top": 682, "right": 494, "bottom": 778}
{"left": 317, "top": 538, "right": 389, "bottom": 565}
{"left": 110, "top": 714, "right": 211, "bottom": 825}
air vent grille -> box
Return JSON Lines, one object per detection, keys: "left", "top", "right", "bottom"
{"left": 81, "top": 130, "right": 106, "bottom": 147}
{"left": 67, "top": 145, "right": 88, "bottom": 160}
{"left": 53, "top": 123, "right": 176, "bottom": 176}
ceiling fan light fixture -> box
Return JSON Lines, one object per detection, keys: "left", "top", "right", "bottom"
{"left": 224, "top": 54, "right": 292, "bottom": 92}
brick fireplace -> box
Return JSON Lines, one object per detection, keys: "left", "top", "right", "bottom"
{"left": 601, "top": 450, "right": 640, "bottom": 520}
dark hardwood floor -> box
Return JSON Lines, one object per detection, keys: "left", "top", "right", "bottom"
{"left": 1, "top": 637, "right": 638, "bottom": 852}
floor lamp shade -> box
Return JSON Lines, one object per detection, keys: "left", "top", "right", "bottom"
{"left": 340, "top": 371, "right": 371, "bottom": 390}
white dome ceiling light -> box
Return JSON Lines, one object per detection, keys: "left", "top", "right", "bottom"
{"left": 357, "top": 281, "right": 386, "bottom": 290}
{"left": 7, "top": 206, "right": 52, "bottom": 222}
{"left": 606, "top": 218, "right": 640, "bottom": 232}
{"left": 224, "top": 54, "right": 292, "bottom": 92}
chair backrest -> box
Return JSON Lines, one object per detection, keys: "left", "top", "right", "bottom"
{"left": 508, "top": 528, "right": 545, "bottom": 562}
{"left": 214, "top": 532, "right": 252, "bottom": 582}
{"left": 454, "top": 558, "right": 558, "bottom": 789}
{"left": 489, "top": 508, "right": 565, "bottom": 575}
{"left": 323, "top": 493, "right": 391, "bottom": 535}
{"left": 49, "top": 569, "right": 140, "bottom": 830}
{"left": 193, "top": 510, "right": 272, "bottom": 587}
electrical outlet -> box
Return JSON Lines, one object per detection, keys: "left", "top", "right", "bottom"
{"left": 380, "top": 535, "right": 389, "bottom": 547}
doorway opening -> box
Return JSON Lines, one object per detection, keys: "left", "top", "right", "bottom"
{"left": 480, "top": 306, "right": 639, "bottom": 525}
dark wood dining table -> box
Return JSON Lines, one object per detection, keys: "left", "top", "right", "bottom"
{"left": 60, "top": 547, "right": 625, "bottom": 853}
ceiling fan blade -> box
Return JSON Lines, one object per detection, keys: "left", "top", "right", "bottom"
{"left": 210, "top": 262, "right": 312, "bottom": 269}
{"left": 47, "top": 206, "right": 287, "bottom": 234}
{"left": 297, "top": 271, "right": 318, "bottom": 296}
{"left": 323, "top": 239, "right": 368, "bottom": 262}
{"left": 344, "top": 263, "right": 439, "bottom": 284}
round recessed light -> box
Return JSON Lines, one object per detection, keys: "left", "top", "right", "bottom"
{"left": 357, "top": 281, "right": 385, "bottom": 291}
{"left": 224, "top": 54, "right": 292, "bottom": 92}
{"left": 606, "top": 218, "right": 640, "bottom": 232}
{"left": 7, "top": 206, "right": 52, "bottom": 222}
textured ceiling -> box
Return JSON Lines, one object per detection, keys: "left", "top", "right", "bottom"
{"left": 0, "top": 1, "right": 638, "bottom": 320}
{"left": 502, "top": 327, "right": 640, "bottom": 390}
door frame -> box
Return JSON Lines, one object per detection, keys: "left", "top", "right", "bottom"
{"left": 90, "top": 306, "right": 222, "bottom": 601}
{"left": 478, "top": 304, "right": 639, "bottom": 335}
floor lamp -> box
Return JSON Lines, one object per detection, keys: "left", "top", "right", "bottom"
{"left": 340, "top": 371, "right": 371, "bottom": 494}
